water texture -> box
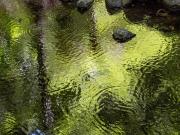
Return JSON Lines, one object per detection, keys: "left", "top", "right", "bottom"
{"left": 0, "top": 0, "right": 180, "bottom": 134}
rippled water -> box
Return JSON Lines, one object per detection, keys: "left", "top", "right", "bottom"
{"left": 0, "top": 0, "right": 180, "bottom": 135}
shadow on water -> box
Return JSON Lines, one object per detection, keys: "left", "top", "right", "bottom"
{"left": 126, "top": 39, "right": 180, "bottom": 134}
{"left": 123, "top": 1, "right": 180, "bottom": 31}
{"left": 0, "top": 1, "right": 42, "bottom": 134}
{"left": 122, "top": 2, "right": 180, "bottom": 134}
{"left": 95, "top": 91, "right": 143, "bottom": 135}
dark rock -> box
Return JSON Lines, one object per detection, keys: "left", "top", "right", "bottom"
{"left": 161, "top": 0, "right": 180, "bottom": 12}
{"left": 76, "top": 0, "right": 94, "bottom": 13}
{"left": 105, "top": 0, "right": 122, "bottom": 11}
{"left": 105, "top": 0, "right": 132, "bottom": 14}
{"left": 113, "top": 28, "right": 136, "bottom": 43}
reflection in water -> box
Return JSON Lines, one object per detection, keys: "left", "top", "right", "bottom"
{"left": 0, "top": 0, "right": 180, "bottom": 134}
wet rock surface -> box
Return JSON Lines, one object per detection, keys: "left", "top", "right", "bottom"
{"left": 105, "top": 0, "right": 132, "bottom": 14}
{"left": 161, "top": 0, "right": 180, "bottom": 12}
{"left": 59, "top": 0, "right": 180, "bottom": 13}
{"left": 105, "top": 0, "right": 122, "bottom": 12}
{"left": 76, "top": 0, "right": 94, "bottom": 13}
{"left": 133, "top": 0, "right": 180, "bottom": 12}
{"left": 113, "top": 28, "right": 136, "bottom": 43}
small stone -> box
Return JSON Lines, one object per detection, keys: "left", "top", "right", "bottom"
{"left": 113, "top": 28, "right": 136, "bottom": 43}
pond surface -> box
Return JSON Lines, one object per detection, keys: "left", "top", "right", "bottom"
{"left": 0, "top": 0, "right": 180, "bottom": 135}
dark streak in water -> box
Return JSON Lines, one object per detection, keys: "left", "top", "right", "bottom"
{"left": 88, "top": 8, "right": 98, "bottom": 51}
{"left": 26, "top": 0, "right": 54, "bottom": 129}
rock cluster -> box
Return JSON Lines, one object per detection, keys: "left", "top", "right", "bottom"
{"left": 106, "top": 0, "right": 180, "bottom": 12}
{"left": 59, "top": 0, "right": 179, "bottom": 43}
{"left": 59, "top": 0, "right": 180, "bottom": 13}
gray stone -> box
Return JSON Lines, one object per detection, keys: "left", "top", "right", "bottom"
{"left": 105, "top": 0, "right": 122, "bottom": 11}
{"left": 105, "top": 0, "right": 132, "bottom": 12}
{"left": 113, "top": 28, "right": 136, "bottom": 43}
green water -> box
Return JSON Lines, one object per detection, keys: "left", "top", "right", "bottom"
{"left": 0, "top": 0, "right": 180, "bottom": 134}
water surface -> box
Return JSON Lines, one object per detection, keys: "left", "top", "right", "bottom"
{"left": 0, "top": 0, "right": 180, "bottom": 134}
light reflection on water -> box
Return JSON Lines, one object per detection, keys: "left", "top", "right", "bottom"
{"left": 0, "top": 0, "right": 180, "bottom": 135}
